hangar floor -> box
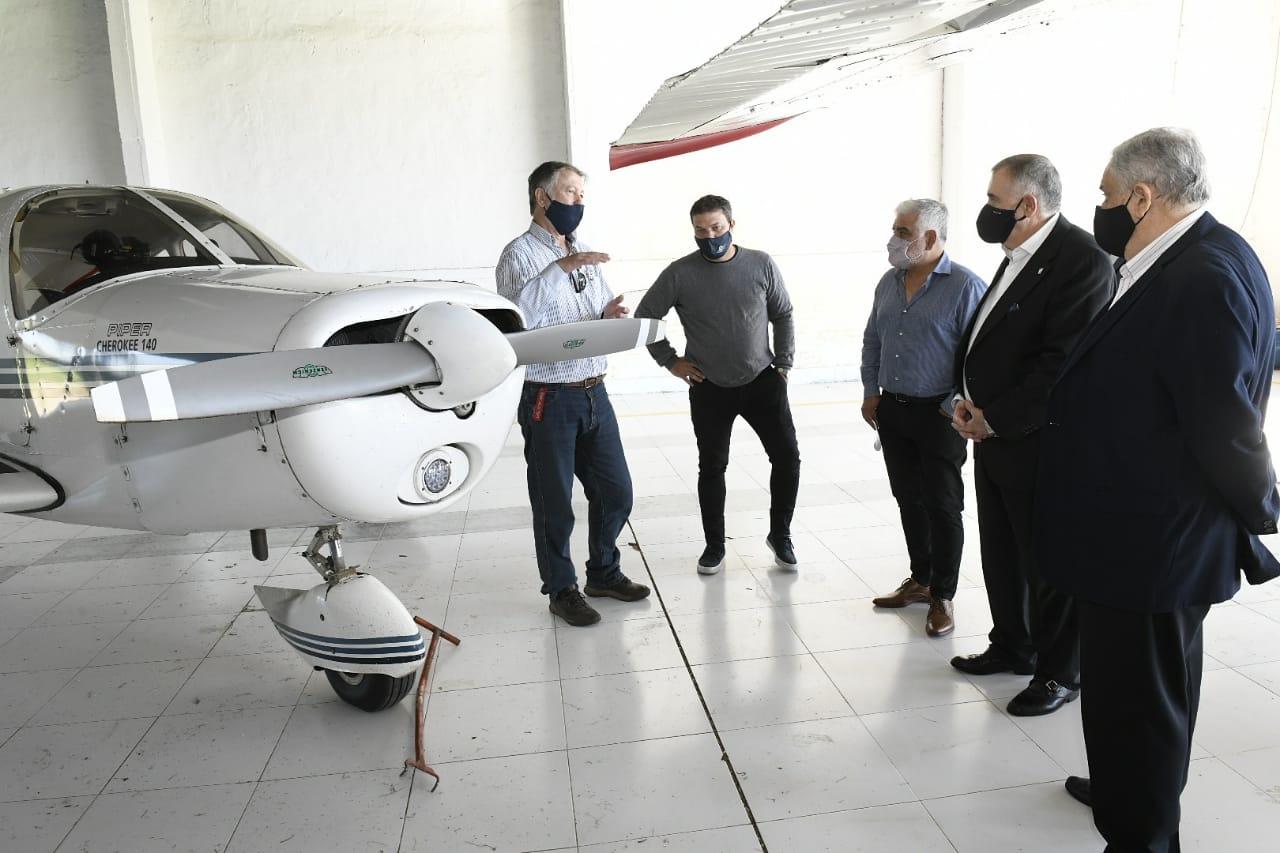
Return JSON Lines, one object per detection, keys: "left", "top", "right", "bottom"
{"left": 1, "top": 382, "right": 1279, "bottom": 852}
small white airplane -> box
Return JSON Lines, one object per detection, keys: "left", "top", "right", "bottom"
{"left": 0, "top": 184, "right": 663, "bottom": 711}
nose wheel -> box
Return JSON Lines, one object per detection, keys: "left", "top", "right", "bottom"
{"left": 323, "top": 670, "right": 419, "bottom": 712}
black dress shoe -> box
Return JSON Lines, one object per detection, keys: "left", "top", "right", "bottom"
{"left": 1006, "top": 679, "right": 1080, "bottom": 717}
{"left": 1065, "top": 776, "right": 1092, "bottom": 808}
{"left": 949, "top": 646, "right": 1035, "bottom": 676}
{"left": 584, "top": 575, "right": 651, "bottom": 602}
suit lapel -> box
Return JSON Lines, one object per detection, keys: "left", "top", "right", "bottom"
{"left": 1058, "top": 213, "right": 1218, "bottom": 379}
{"left": 970, "top": 217, "right": 1069, "bottom": 353}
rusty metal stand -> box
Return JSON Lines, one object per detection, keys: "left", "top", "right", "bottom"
{"left": 402, "top": 615, "right": 461, "bottom": 791}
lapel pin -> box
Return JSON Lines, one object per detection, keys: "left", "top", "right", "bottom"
{"left": 1037, "top": 267, "right": 1045, "bottom": 275}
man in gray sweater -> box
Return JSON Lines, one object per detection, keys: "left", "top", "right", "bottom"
{"left": 635, "top": 195, "right": 800, "bottom": 574}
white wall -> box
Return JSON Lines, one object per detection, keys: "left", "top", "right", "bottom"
{"left": 562, "top": 0, "right": 945, "bottom": 390}
{"left": 941, "top": 0, "right": 1280, "bottom": 285}
{"left": 145, "top": 0, "right": 567, "bottom": 277}
{"left": 0, "top": 0, "right": 126, "bottom": 187}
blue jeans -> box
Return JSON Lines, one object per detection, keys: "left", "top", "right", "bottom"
{"left": 517, "top": 381, "right": 633, "bottom": 596}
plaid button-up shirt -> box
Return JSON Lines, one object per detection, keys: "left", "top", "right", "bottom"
{"left": 496, "top": 222, "right": 613, "bottom": 383}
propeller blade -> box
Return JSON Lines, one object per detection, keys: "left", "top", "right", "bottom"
{"left": 505, "top": 318, "right": 665, "bottom": 366}
{"left": 90, "top": 342, "right": 439, "bottom": 423}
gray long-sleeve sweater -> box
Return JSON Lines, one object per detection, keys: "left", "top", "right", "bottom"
{"left": 635, "top": 247, "right": 795, "bottom": 388}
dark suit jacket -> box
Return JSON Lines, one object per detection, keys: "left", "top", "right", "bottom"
{"left": 1037, "top": 213, "right": 1280, "bottom": 611}
{"left": 956, "top": 215, "right": 1114, "bottom": 489}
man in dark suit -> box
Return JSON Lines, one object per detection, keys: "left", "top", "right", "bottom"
{"left": 949, "top": 154, "right": 1114, "bottom": 717}
{"left": 1038, "top": 127, "right": 1279, "bottom": 851}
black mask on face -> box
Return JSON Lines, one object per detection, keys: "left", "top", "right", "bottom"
{"left": 1092, "top": 190, "right": 1147, "bottom": 258}
{"left": 975, "top": 201, "right": 1026, "bottom": 244}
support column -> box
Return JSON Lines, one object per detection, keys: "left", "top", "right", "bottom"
{"left": 104, "top": 0, "right": 167, "bottom": 186}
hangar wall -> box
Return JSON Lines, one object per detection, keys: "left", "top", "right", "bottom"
{"left": 0, "top": 0, "right": 126, "bottom": 186}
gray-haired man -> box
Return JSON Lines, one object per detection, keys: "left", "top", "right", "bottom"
{"left": 864, "top": 200, "right": 987, "bottom": 637}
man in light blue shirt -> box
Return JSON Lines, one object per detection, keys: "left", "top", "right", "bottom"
{"left": 861, "top": 199, "right": 987, "bottom": 637}
{"left": 495, "top": 161, "right": 649, "bottom": 627}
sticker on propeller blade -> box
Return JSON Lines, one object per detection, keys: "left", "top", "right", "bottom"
{"left": 291, "top": 363, "right": 333, "bottom": 379}
{"left": 563, "top": 339, "right": 585, "bottom": 350}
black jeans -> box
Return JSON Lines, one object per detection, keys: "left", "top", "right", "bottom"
{"left": 876, "top": 395, "right": 966, "bottom": 600}
{"left": 689, "top": 366, "right": 800, "bottom": 545}
{"left": 517, "top": 382, "right": 633, "bottom": 596}
{"left": 974, "top": 448, "right": 1080, "bottom": 685}
{"left": 1079, "top": 600, "right": 1210, "bottom": 853}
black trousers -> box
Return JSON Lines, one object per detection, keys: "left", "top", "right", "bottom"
{"left": 689, "top": 367, "right": 800, "bottom": 545}
{"left": 974, "top": 451, "right": 1079, "bottom": 684}
{"left": 876, "top": 396, "right": 966, "bottom": 600}
{"left": 1079, "top": 600, "right": 1210, "bottom": 853}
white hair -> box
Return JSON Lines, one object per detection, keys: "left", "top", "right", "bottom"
{"left": 1109, "top": 127, "right": 1210, "bottom": 207}
{"left": 896, "top": 198, "right": 948, "bottom": 241}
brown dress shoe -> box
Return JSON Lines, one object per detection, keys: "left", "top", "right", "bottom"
{"left": 872, "top": 577, "right": 931, "bottom": 608}
{"left": 926, "top": 598, "right": 954, "bottom": 637}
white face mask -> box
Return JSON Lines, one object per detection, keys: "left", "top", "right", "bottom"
{"left": 886, "top": 235, "right": 925, "bottom": 270}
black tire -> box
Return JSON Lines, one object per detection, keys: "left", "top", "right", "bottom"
{"left": 324, "top": 670, "right": 417, "bottom": 712}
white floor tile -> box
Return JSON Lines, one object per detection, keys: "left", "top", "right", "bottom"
{"left": 569, "top": 733, "right": 748, "bottom": 846}
{"left": 433, "top": 627, "right": 558, "bottom": 691}
{"left": 998, "top": 698, "right": 1090, "bottom": 778}
{"left": 647, "top": 572, "right": 774, "bottom": 616}
{"left": 423, "top": 680, "right": 567, "bottom": 763}
{"left": 444, "top": 588, "right": 555, "bottom": 636}
{"left": 556, "top": 616, "right": 683, "bottom": 679}
{"left": 784, "top": 599, "right": 919, "bottom": 653}
{"left": 179, "top": 551, "right": 279, "bottom": 583}
{"left": 0, "top": 796, "right": 92, "bottom": 853}
{"left": 0, "top": 591, "right": 67, "bottom": 631}
{"left": 139, "top": 577, "right": 259, "bottom": 620}
{"left": 60, "top": 783, "right": 254, "bottom": 853}
{"left": 580, "top": 824, "right": 762, "bottom": 852}
{"left": 166, "top": 651, "right": 308, "bottom": 715}
{"left": 0, "top": 559, "right": 103, "bottom": 594}
{"left": 263, "top": 700, "right": 415, "bottom": 779}
{"left": 106, "top": 706, "right": 292, "bottom": 792}
{"left": 562, "top": 667, "right": 707, "bottom": 748}
{"left": 0, "top": 718, "right": 151, "bottom": 800}
{"left": 750, "top": 561, "right": 876, "bottom": 606}
{"left": 1205, "top": 602, "right": 1280, "bottom": 668}
{"left": 32, "top": 583, "right": 168, "bottom": 626}
{"left": 84, "top": 554, "right": 201, "bottom": 588}
{"left": 0, "top": 621, "right": 129, "bottom": 673}
{"left": 401, "top": 751, "right": 577, "bottom": 853}
{"left": 1194, "top": 668, "right": 1280, "bottom": 756}
{"left": 227, "top": 771, "right": 409, "bottom": 853}
{"left": 924, "top": 781, "right": 1102, "bottom": 851}
{"left": 449, "top": 554, "right": 541, "bottom": 595}
{"left": 693, "top": 654, "right": 853, "bottom": 731}
{"left": 206, "top": 610, "right": 284, "bottom": 657}
{"left": 33, "top": 659, "right": 199, "bottom": 724}
{"left": 818, "top": 643, "right": 986, "bottom": 715}
{"left": 723, "top": 716, "right": 913, "bottom": 821}
{"left": 0, "top": 668, "right": 79, "bottom": 727}
{"left": 668, "top": 606, "right": 807, "bottom": 665}
{"left": 1217, "top": 744, "right": 1280, "bottom": 801}
{"left": 1182, "top": 757, "right": 1280, "bottom": 848}
{"left": 862, "top": 700, "right": 1065, "bottom": 800}
{"left": 758, "top": 801, "right": 956, "bottom": 852}
{"left": 91, "top": 613, "right": 233, "bottom": 665}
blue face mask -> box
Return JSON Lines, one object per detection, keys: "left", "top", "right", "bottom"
{"left": 545, "top": 200, "right": 584, "bottom": 236}
{"left": 696, "top": 231, "right": 733, "bottom": 259}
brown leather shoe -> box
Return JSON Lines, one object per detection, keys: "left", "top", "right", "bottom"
{"left": 926, "top": 598, "right": 954, "bottom": 637}
{"left": 872, "top": 577, "right": 930, "bottom": 608}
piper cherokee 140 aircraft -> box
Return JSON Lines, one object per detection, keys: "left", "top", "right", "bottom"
{"left": 0, "top": 185, "right": 664, "bottom": 711}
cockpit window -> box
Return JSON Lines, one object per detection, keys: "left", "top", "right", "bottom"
{"left": 148, "top": 191, "right": 288, "bottom": 266}
{"left": 8, "top": 188, "right": 219, "bottom": 318}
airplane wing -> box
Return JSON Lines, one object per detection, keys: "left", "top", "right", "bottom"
{"left": 610, "top": 0, "right": 1073, "bottom": 169}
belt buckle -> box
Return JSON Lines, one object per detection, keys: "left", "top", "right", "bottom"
{"left": 892, "top": 393, "right": 910, "bottom": 404}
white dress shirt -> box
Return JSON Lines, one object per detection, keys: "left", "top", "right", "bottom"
{"left": 495, "top": 222, "right": 613, "bottom": 383}
{"left": 962, "top": 213, "right": 1060, "bottom": 401}
{"left": 1111, "top": 208, "right": 1207, "bottom": 307}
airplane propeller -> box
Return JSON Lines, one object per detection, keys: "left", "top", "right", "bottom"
{"left": 90, "top": 301, "right": 665, "bottom": 423}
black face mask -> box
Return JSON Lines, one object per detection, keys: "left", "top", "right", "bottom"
{"left": 975, "top": 202, "right": 1026, "bottom": 244}
{"left": 545, "top": 200, "right": 584, "bottom": 236}
{"left": 1092, "top": 190, "right": 1147, "bottom": 258}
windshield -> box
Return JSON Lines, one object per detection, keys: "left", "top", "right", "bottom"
{"left": 149, "top": 190, "right": 290, "bottom": 267}
{"left": 8, "top": 188, "right": 219, "bottom": 318}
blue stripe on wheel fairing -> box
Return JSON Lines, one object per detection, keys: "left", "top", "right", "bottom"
{"left": 277, "top": 633, "right": 425, "bottom": 666}
{"left": 281, "top": 632, "right": 425, "bottom": 658}
{"left": 271, "top": 620, "right": 424, "bottom": 647}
